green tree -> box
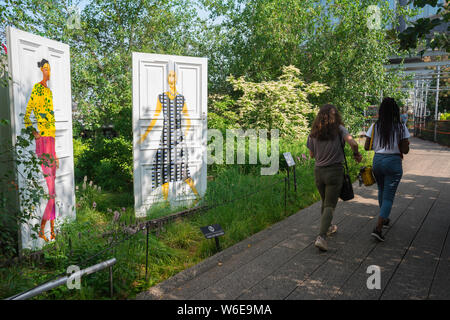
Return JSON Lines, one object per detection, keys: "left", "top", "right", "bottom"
{"left": 298, "top": 0, "right": 410, "bottom": 131}
{"left": 202, "top": 0, "right": 410, "bottom": 131}
{"left": 228, "top": 65, "right": 327, "bottom": 138}
{"left": 201, "top": 0, "right": 320, "bottom": 93}
{"left": 0, "top": 0, "right": 204, "bottom": 191}
{"left": 398, "top": 0, "right": 449, "bottom": 52}
{"left": 0, "top": 0, "right": 203, "bottom": 138}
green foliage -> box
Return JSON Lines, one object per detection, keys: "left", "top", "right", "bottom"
{"left": 0, "top": 126, "right": 47, "bottom": 260}
{"left": 0, "top": 0, "right": 203, "bottom": 140}
{"left": 203, "top": 0, "right": 410, "bottom": 133}
{"left": 298, "top": 0, "right": 409, "bottom": 132}
{"left": 228, "top": 65, "right": 327, "bottom": 138}
{"left": 398, "top": 1, "right": 449, "bottom": 52}
{"left": 0, "top": 0, "right": 418, "bottom": 290}
{"left": 440, "top": 112, "right": 450, "bottom": 120}
{"left": 72, "top": 138, "right": 88, "bottom": 168}
{"left": 74, "top": 137, "right": 132, "bottom": 192}
{"left": 0, "top": 134, "right": 372, "bottom": 300}
{"left": 201, "top": 0, "right": 322, "bottom": 92}
{"left": 208, "top": 94, "right": 240, "bottom": 133}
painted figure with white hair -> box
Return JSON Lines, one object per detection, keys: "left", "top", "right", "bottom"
{"left": 139, "top": 70, "right": 200, "bottom": 205}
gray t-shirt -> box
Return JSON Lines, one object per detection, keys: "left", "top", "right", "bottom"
{"left": 307, "top": 125, "right": 350, "bottom": 167}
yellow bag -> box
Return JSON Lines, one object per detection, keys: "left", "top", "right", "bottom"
{"left": 360, "top": 166, "right": 376, "bottom": 186}
{"left": 359, "top": 126, "right": 376, "bottom": 186}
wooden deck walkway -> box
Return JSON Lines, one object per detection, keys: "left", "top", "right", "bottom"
{"left": 137, "top": 137, "right": 450, "bottom": 300}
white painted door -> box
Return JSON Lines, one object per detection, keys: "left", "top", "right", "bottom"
{"left": 7, "top": 27, "right": 76, "bottom": 250}
{"left": 132, "top": 53, "right": 207, "bottom": 217}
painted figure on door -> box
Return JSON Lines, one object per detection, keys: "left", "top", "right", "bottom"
{"left": 24, "top": 59, "right": 59, "bottom": 242}
{"left": 139, "top": 70, "right": 200, "bottom": 205}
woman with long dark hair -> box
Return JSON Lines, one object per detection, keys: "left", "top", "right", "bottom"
{"left": 307, "top": 104, "right": 362, "bottom": 251}
{"left": 365, "top": 97, "right": 410, "bottom": 241}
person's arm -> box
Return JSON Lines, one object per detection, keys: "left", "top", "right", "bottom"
{"left": 399, "top": 125, "right": 411, "bottom": 154}
{"left": 399, "top": 139, "right": 410, "bottom": 154}
{"left": 364, "top": 137, "right": 371, "bottom": 151}
{"left": 343, "top": 133, "right": 362, "bottom": 163}
{"left": 306, "top": 135, "right": 314, "bottom": 158}
{"left": 139, "top": 99, "right": 162, "bottom": 144}
{"left": 364, "top": 124, "right": 373, "bottom": 151}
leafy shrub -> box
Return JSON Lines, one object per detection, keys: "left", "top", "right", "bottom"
{"left": 75, "top": 137, "right": 132, "bottom": 192}
{"left": 0, "top": 126, "right": 47, "bottom": 259}
{"left": 228, "top": 65, "right": 328, "bottom": 138}
{"left": 208, "top": 94, "right": 240, "bottom": 133}
{"left": 440, "top": 113, "right": 450, "bottom": 121}
{"left": 73, "top": 138, "right": 89, "bottom": 168}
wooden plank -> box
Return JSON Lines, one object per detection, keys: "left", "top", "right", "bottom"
{"left": 189, "top": 195, "right": 357, "bottom": 300}
{"left": 137, "top": 137, "right": 450, "bottom": 301}
{"left": 428, "top": 217, "right": 450, "bottom": 300}
{"left": 334, "top": 180, "right": 440, "bottom": 300}
{"left": 138, "top": 199, "right": 323, "bottom": 299}
{"left": 284, "top": 147, "right": 440, "bottom": 300}
{"left": 286, "top": 185, "right": 416, "bottom": 300}
{"left": 380, "top": 198, "right": 450, "bottom": 299}
{"left": 237, "top": 190, "right": 379, "bottom": 300}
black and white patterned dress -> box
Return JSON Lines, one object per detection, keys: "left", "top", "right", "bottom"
{"left": 152, "top": 92, "right": 191, "bottom": 189}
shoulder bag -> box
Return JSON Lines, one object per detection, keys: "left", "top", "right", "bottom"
{"left": 339, "top": 132, "right": 354, "bottom": 201}
{"left": 359, "top": 127, "right": 376, "bottom": 186}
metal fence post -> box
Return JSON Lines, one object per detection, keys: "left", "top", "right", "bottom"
{"left": 284, "top": 177, "right": 287, "bottom": 215}
{"left": 109, "top": 265, "right": 113, "bottom": 298}
{"left": 435, "top": 65, "right": 440, "bottom": 142}
{"left": 145, "top": 224, "right": 149, "bottom": 280}
{"left": 286, "top": 167, "right": 290, "bottom": 191}
{"left": 293, "top": 165, "right": 297, "bottom": 192}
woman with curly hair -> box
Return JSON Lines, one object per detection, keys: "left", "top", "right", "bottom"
{"left": 307, "top": 104, "right": 362, "bottom": 251}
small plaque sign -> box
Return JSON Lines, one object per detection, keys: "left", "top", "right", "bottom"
{"left": 283, "top": 152, "right": 295, "bottom": 167}
{"left": 200, "top": 224, "right": 225, "bottom": 239}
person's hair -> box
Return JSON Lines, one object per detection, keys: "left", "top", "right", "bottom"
{"left": 310, "top": 104, "right": 343, "bottom": 140}
{"left": 37, "top": 59, "right": 49, "bottom": 68}
{"left": 375, "top": 97, "right": 405, "bottom": 149}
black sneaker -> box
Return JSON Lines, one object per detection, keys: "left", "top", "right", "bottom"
{"left": 382, "top": 218, "right": 390, "bottom": 229}
{"left": 371, "top": 228, "right": 385, "bottom": 242}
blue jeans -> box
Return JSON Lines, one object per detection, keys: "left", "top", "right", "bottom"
{"left": 372, "top": 153, "right": 403, "bottom": 219}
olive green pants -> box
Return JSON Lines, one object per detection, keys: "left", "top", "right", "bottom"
{"left": 314, "top": 163, "right": 344, "bottom": 237}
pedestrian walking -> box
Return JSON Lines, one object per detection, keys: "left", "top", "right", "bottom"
{"left": 400, "top": 107, "right": 408, "bottom": 125}
{"left": 365, "top": 97, "right": 410, "bottom": 241}
{"left": 307, "top": 104, "right": 362, "bottom": 251}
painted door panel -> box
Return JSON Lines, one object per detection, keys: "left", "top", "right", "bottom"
{"left": 132, "top": 52, "right": 207, "bottom": 217}
{"left": 7, "top": 27, "right": 76, "bottom": 250}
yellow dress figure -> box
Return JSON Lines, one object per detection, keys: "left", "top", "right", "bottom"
{"left": 139, "top": 70, "right": 200, "bottom": 205}
{"left": 24, "top": 59, "right": 59, "bottom": 242}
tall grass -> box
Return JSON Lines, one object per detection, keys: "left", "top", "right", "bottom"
{"left": 0, "top": 140, "right": 373, "bottom": 300}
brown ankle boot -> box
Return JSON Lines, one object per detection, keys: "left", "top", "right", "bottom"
{"left": 50, "top": 220, "right": 55, "bottom": 240}
{"left": 39, "top": 219, "right": 49, "bottom": 242}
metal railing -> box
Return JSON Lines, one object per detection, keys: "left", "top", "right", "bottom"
{"left": 5, "top": 258, "right": 116, "bottom": 300}
{"left": 414, "top": 117, "right": 450, "bottom": 146}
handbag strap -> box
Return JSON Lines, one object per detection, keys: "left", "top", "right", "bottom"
{"left": 369, "top": 124, "right": 374, "bottom": 150}
{"left": 339, "top": 131, "right": 350, "bottom": 174}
